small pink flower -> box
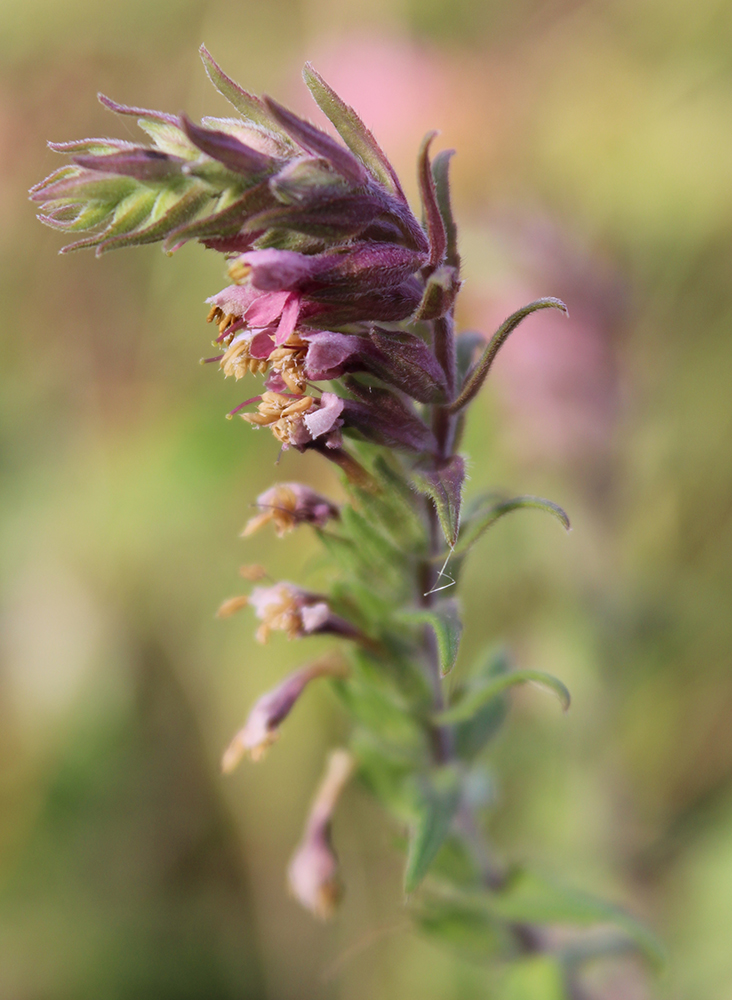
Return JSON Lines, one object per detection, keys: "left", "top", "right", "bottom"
{"left": 221, "top": 657, "right": 348, "bottom": 769}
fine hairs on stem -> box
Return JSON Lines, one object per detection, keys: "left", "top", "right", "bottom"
{"left": 31, "top": 46, "right": 662, "bottom": 998}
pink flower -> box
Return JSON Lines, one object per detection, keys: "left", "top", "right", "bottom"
{"left": 221, "top": 657, "right": 348, "bottom": 769}
{"left": 206, "top": 283, "right": 300, "bottom": 346}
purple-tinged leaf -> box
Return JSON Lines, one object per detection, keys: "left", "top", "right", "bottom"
{"left": 413, "top": 455, "right": 465, "bottom": 548}
{"left": 245, "top": 194, "right": 381, "bottom": 239}
{"left": 32, "top": 169, "right": 138, "bottom": 203}
{"left": 313, "top": 243, "right": 426, "bottom": 291}
{"left": 73, "top": 149, "right": 182, "bottom": 182}
{"left": 29, "top": 165, "right": 79, "bottom": 198}
{"left": 179, "top": 115, "right": 275, "bottom": 176}
{"left": 417, "top": 132, "right": 447, "bottom": 268}
{"left": 48, "top": 138, "right": 137, "bottom": 154}
{"left": 270, "top": 156, "right": 349, "bottom": 204}
{"left": 367, "top": 328, "right": 448, "bottom": 404}
{"left": 341, "top": 381, "right": 436, "bottom": 453}
{"left": 263, "top": 97, "right": 367, "bottom": 186}
{"left": 162, "top": 181, "right": 276, "bottom": 250}
{"left": 303, "top": 63, "right": 405, "bottom": 198}
{"left": 431, "top": 149, "right": 460, "bottom": 272}
{"left": 199, "top": 44, "right": 292, "bottom": 137}
{"left": 97, "top": 93, "right": 179, "bottom": 126}
{"left": 412, "top": 265, "right": 460, "bottom": 321}
{"left": 448, "top": 298, "right": 569, "bottom": 414}
{"left": 303, "top": 279, "right": 422, "bottom": 327}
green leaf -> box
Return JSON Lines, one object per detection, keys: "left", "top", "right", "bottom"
{"left": 448, "top": 298, "right": 568, "bottom": 414}
{"left": 351, "top": 730, "right": 415, "bottom": 822}
{"left": 331, "top": 676, "right": 426, "bottom": 754}
{"left": 436, "top": 669, "right": 570, "bottom": 725}
{"left": 405, "top": 767, "right": 461, "bottom": 893}
{"left": 94, "top": 186, "right": 212, "bottom": 255}
{"left": 452, "top": 648, "right": 511, "bottom": 760}
{"left": 199, "top": 45, "right": 292, "bottom": 138}
{"left": 454, "top": 495, "right": 570, "bottom": 557}
{"left": 414, "top": 896, "right": 509, "bottom": 961}
{"left": 413, "top": 455, "right": 466, "bottom": 549}
{"left": 431, "top": 149, "right": 460, "bottom": 271}
{"left": 497, "top": 956, "right": 565, "bottom": 1000}
{"left": 491, "top": 869, "right": 665, "bottom": 969}
{"left": 303, "top": 63, "right": 404, "bottom": 196}
{"left": 417, "top": 131, "right": 447, "bottom": 267}
{"left": 400, "top": 601, "right": 463, "bottom": 677}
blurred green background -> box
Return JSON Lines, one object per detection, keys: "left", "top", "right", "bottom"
{"left": 2, "top": 0, "right": 732, "bottom": 996}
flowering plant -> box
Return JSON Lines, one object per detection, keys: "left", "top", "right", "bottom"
{"left": 31, "top": 47, "right": 660, "bottom": 996}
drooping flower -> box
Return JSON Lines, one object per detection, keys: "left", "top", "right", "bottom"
{"left": 221, "top": 656, "right": 348, "bottom": 769}
{"left": 248, "top": 581, "right": 358, "bottom": 644}
{"left": 287, "top": 749, "right": 355, "bottom": 919}
{"left": 242, "top": 483, "right": 339, "bottom": 538}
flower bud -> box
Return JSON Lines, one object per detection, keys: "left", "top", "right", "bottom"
{"left": 221, "top": 657, "right": 348, "bottom": 770}
{"left": 287, "top": 749, "right": 355, "bottom": 919}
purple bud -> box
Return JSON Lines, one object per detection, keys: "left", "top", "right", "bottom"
{"left": 179, "top": 114, "right": 275, "bottom": 175}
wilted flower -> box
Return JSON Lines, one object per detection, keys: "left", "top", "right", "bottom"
{"left": 221, "top": 656, "right": 348, "bottom": 769}
{"left": 241, "top": 390, "right": 344, "bottom": 451}
{"left": 287, "top": 749, "right": 355, "bottom": 919}
{"left": 248, "top": 581, "right": 358, "bottom": 643}
{"left": 242, "top": 483, "right": 339, "bottom": 537}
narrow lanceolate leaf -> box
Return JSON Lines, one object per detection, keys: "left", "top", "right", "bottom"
{"left": 163, "top": 180, "right": 276, "bottom": 250}
{"left": 198, "top": 45, "right": 292, "bottom": 137}
{"left": 431, "top": 149, "right": 460, "bottom": 271}
{"left": 405, "top": 768, "right": 461, "bottom": 893}
{"left": 263, "top": 97, "right": 368, "bottom": 186}
{"left": 91, "top": 186, "right": 212, "bottom": 255}
{"left": 303, "top": 63, "right": 404, "bottom": 198}
{"left": 417, "top": 132, "right": 447, "bottom": 268}
{"left": 448, "top": 298, "right": 569, "bottom": 414}
{"left": 454, "top": 495, "right": 570, "bottom": 557}
{"left": 73, "top": 149, "right": 183, "bottom": 182}
{"left": 400, "top": 601, "right": 462, "bottom": 676}
{"left": 436, "top": 669, "right": 570, "bottom": 725}
{"left": 413, "top": 455, "right": 465, "bottom": 548}
{"left": 489, "top": 869, "right": 665, "bottom": 969}
{"left": 452, "top": 647, "right": 510, "bottom": 760}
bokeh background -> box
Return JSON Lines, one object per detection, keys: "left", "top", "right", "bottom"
{"left": 2, "top": 0, "right": 732, "bottom": 996}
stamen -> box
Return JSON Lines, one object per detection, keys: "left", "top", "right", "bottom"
{"left": 226, "top": 395, "right": 262, "bottom": 419}
{"left": 200, "top": 355, "right": 222, "bottom": 365}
